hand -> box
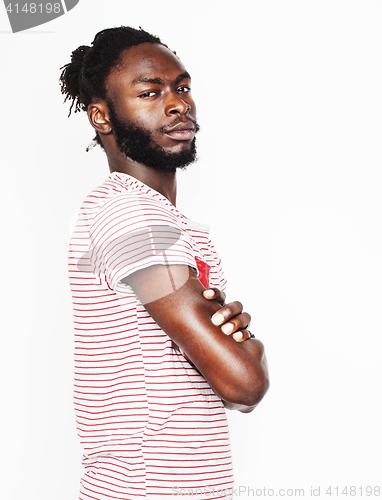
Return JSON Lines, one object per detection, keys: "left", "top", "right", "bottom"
{"left": 203, "top": 288, "right": 253, "bottom": 343}
{"left": 172, "top": 287, "right": 252, "bottom": 363}
{"left": 172, "top": 287, "right": 252, "bottom": 355}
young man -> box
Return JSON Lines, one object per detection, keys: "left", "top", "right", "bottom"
{"left": 61, "top": 26, "right": 269, "bottom": 500}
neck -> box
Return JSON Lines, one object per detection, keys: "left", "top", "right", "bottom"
{"left": 107, "top": 149, "right": 178, "bottom": 206}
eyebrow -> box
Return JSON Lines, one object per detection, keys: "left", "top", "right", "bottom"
{"left": 131, "top": 72, "right": 191, "bottom": 86}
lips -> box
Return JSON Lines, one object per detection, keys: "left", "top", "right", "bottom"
{"left": 164, "top": 121, "right": 195, "bottom": 141}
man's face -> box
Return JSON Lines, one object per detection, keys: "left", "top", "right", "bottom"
{"left": 105, "top": 43, "right": 199, "bottom": 171}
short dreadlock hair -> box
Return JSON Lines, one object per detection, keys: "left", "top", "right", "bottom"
{"left": 59, "top": 26, "right": 166, "bottom": 149}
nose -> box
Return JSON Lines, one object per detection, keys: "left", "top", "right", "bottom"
{"left": 165, "top": 91, "right": 191, "bottom": 116}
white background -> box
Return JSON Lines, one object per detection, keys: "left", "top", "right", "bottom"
{"left": 1, "top": 1, "right": 381, "bottom": 499}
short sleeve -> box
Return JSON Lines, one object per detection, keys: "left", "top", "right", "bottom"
{"left": 79, "top": 193, "right": 197, "bottom": 292}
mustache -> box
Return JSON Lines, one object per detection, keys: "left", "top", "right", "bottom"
{"left": 160, "top": 117, "right": 200, "bottom": 134}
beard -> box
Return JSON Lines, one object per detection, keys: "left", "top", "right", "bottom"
{"left": 107, "top": 100, "right": 199, "bottom": 172}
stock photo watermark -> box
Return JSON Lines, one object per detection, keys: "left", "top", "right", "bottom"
{"left": 171, "top": 485, "right": 381, "bottom": 498}
{"left": 3, "top": 0, "right": 79, "bottom": 32}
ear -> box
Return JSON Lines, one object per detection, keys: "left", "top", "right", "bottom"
{"left": 87, "top": 101, "right": 112, "bottom": 136}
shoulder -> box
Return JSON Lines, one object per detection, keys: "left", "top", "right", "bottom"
{"left": 93, "top": 191, "right": 180, "bottom": 233}
{"left": 81, "top": 173, "right": 178, "bottom": 230}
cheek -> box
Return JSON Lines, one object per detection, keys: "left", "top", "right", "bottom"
{"left": 113, "top": 97, "right": 158, "bottom": 126}
{"left": 129, "top": 106, "right": 162, "bottom": 130}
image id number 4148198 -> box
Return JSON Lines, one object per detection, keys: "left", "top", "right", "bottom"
{"left": 5, "top": 3, "right": 62, "bottom": 14}
{"left": 324, "top": 486, "right": 380, "bottom": 496}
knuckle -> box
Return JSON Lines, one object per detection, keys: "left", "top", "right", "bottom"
{"left": 227, "top": 301, "right": 243, "bottom": 313}
{"left": 223, "top": 305, "right": 232, "bottom": 317}
{"left": 234, "top": 301, "right": 243, "bottom": 311}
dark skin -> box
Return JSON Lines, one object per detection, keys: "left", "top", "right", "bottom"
{"left": 87, "top": 43, "right": 269, "bottom": 411}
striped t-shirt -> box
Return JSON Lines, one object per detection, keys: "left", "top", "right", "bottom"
{"left": 68, "top": 172, "right": 233, "bottom": 499}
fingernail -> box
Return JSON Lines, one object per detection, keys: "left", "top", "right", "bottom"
{"left": 211, "top": 313, "right": 224, "bottom": 326}
{"left": 203, "top": 289, "right": 214, "bottom": 299}
{"left": 221, "top": 323, "right": 234, "bottom": 335}
{"left": 233, "top": 331, "right": 243, "bottom": 341}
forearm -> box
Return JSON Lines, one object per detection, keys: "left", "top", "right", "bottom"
{"left": 143, "top": 273, "right": 269, "bottom": 406}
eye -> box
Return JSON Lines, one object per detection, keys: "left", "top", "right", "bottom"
{"left": 177, "top": 86, "right": 191, "bottom": 94}
{"left": 139, "top": 91, "right": 158, "bottom": 98}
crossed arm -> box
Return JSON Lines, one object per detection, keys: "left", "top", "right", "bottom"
{"left": 124, "top": 264, "right": 269, "bottom": 412}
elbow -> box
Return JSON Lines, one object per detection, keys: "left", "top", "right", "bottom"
{"left": 245, "top": 372, "right": 270, "bottom": 406}
{"left": 219, "top": 355, "right": 270, "bottom": 407}
{"left": 225, "top": 372, "right": 269, "bottom": 407}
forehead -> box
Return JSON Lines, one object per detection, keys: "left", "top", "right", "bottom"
{"left": 107, "top": 43, "right": 188, "bottom": 91}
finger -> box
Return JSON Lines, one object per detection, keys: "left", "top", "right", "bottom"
{"left": 173, "top": 342, "right": 193, "bottom": 364}
{"left": 179, "top": 347, "right": 191, "bottom": 362}
{"left": 232, "top": 329, "right": 255, "bottom": 343}
{"left": 220, "top": 312, "right": 251, "bottom": 335}
{"left": 171, "top": 340, "right": 180, "bottom": 351}
{"left": 211, "top": 300, "right": 244, "bottom": 326}
{"left": 203, "top": 287, "right": 226, "bottom": 305}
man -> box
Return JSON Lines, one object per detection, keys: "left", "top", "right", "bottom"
{"left": 61, "top": 26, "right": 269, "bottom": 500}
